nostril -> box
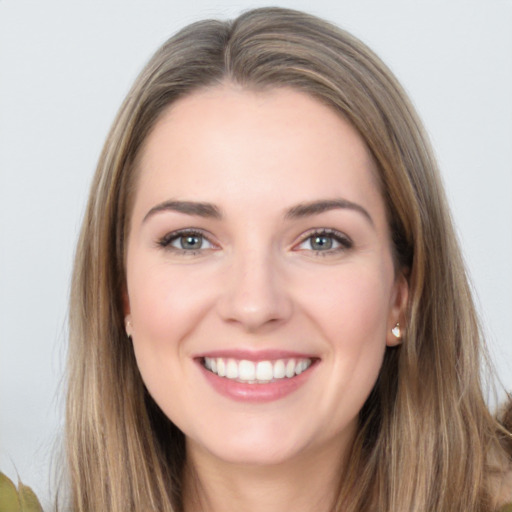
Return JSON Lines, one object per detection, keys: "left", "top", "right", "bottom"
{"left": 218, "top": 294, "right": 293, "bottom": 331}
{"left": 216, "top": 256, "right": 293, "bottom": 330}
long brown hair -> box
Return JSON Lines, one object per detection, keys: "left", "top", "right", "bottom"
{"left": 67, "top": 7, "right": 511, "bottom": 511}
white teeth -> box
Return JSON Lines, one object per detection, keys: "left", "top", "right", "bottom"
{"left": 273, "top": 359, "right": 286, "bottom": 379}
{"left": 256, "top": 361, "right": 273, "bottom": 381}
{"left": 226, "top": 359, "right": 238, "bottom": 379}
{"left": 296, "top": 360, "right": 309, "bottom": 375}
{"left": 217, "top": 358, "right": 226, "bottom": 377}
{"left": 285, "top": 359, "right": 296, "bottom": 378}
{"left": 238, "top": 360, "right": 256, "bottom": 381}
{"left": 203, "top": 356, "right": 313, "bottom": 382}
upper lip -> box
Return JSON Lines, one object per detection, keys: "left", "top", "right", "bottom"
{"left": 193, "top": 349, "right": 318, "bottom": 361}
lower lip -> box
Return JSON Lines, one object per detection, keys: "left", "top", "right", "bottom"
{"left": 197, "top": 361, "right": 317, "bottom": 403}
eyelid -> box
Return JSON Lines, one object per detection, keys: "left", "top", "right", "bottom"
{"left": 157, "top": 228, "right": 218, "bottom": 252}
{"left": 293, "top": 228, "right": 353, "bottom": 252}
{"left": 156, "top": 227, "right": 352, "bottom": 254}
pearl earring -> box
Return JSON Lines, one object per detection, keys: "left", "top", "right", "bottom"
{"left": 125, "top": 319, "right": 133, "bottom": 339}
{"left": 391, "top": 323, "right": 401, "bottom": 339}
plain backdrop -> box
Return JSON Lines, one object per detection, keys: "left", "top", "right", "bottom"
{"left": 1, "top": 0, "right": 511, "bottom": 507}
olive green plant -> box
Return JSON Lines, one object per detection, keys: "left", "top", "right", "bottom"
{"left": 0, "top": 472, "right": 43, "bottom": 512}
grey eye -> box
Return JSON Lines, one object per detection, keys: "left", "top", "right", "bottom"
{"left": 171, "top": 233, "right": 214, "bottom": 251}
{"left": 309, "top": 235, "right": 334, "bottom": 251}
{"left": 177, "top": 234, "right": 203, "bottom": 250}
{"left": 300, "top": 234, "right": 340, "bottom": 251}
{"left": 296, "top": 230, "right": 352, "bottom": 253}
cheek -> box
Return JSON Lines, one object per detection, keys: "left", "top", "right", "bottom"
{"left": 125, "top": 257, "right": 225, "bottom": 417}
{"left": 126, "top": 263, "right": 207, "bottom": 422}
{"left": 127, "top": 259, "right": 214, "bottom": 345}
{"left": 305, "top": 263, "right": 393, "bottom": 341}
{"left": 299, "top": 264, "right": 392, "bottom": 414}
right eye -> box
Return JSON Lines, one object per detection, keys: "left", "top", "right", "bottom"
{"left": 158, "top": 230, "right": 215, "bottom": 254}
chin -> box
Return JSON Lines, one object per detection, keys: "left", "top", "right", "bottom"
{"left": 186, "top": 417, "right": 322, "bottom": 468}
{"left": 205, "top": 439, "right": 304, "bottom": 467}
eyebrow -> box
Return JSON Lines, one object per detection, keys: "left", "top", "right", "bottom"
{"left": 143, "top": 200, "right": 222, "bottom": 222}
{"left": 285, "top": 199, "right": 374, "bottom": 226}
{"left": 143, "top": 198, "right": 373, "bottom": 226}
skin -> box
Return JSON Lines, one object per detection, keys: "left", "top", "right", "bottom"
{"left": 124, "top": 84, "right": 408, "bottom": 512}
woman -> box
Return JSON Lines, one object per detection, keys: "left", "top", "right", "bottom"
{"left": 66, "top": 7, "right": 512, "bottom": 512}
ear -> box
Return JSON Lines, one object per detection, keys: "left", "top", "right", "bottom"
{"left": 122, "top": 285, "right": 131, "bottom": 316}
{"left": 125, "top": 315, "right": 133, "bottom": 338}
{"left": 122, "top": 287, "right": 133, "bottom": 337}
{"left": 386, "top": 271, "right": 409, "bottom": 347}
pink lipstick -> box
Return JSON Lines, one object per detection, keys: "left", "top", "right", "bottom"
{"left": 195, "top": 351, "right": 318, "bottom": 402}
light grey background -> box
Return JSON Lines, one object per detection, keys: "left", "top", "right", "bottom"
{"left": 1, "top": 0, "right": 511, "bottom": 507}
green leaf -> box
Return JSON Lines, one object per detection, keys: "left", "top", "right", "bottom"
{"left": 0, "top": 472, "right": 43, "bottom": 512}
{"left": 18, "top": 482, "right": 43, "bottom": 512}
{"left": 0, "top": 472, "right": 21, "bottom": 512}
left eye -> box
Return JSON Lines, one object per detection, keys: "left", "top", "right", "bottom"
{"left": 297, "top": 230, "right": 352, "bottom": 252}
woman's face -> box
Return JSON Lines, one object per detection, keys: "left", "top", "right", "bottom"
{"left": 125, "top": 85, "right": 408, "bottom": 467}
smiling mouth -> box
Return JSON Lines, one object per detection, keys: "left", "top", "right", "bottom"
{"left": 201, "top": 357, "right": 314, "bottom": 383}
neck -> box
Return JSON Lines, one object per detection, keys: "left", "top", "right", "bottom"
{"left": 182, "top": 439, "right": 350, "bottom": 512}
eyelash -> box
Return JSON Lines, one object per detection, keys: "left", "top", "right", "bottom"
{"left": 295, "top": 228, "right": 353, "bottom": 255}
{"left": 157, "top": 229, "right": 214, "bottom": 255}
{"left": 156, "top": 228, "right": 353, "bottom": 255}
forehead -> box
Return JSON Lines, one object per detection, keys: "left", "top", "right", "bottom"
{"left": 133, "top": 84, "right": 386, "bottom": 226}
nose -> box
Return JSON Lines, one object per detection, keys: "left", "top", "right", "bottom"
{"left": 217, "top": 247, "right": 293, "bottom": 332}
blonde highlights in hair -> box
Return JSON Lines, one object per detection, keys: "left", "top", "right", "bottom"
{"left": 67, "top": 7, "right": 511, "bottom": 511}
